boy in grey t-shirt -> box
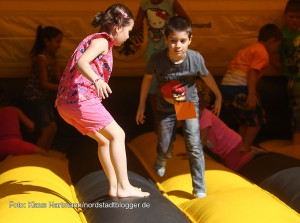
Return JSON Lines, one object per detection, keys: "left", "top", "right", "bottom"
{"left": 136, "top": 16, "right": 222, "bottom": 198}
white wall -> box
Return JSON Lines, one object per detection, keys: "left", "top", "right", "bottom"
{"left": 0, "top": 0, "right": 287, "bottom": 78}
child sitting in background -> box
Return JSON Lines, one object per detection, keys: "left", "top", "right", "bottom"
{"left": 197, "top": 79, "right": 265, "bottom": 171}
{"left": 0, "top": 87, "right": 46, "bottom": 159}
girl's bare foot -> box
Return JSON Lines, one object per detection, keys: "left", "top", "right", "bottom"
{"left": 117, "top": 185, "right": 150, "bottom": 198}
{"left": 109, "top": 187, "right": 118, "bottom": 197}
{"left": 250, "top": 146, "right": 267, "bottom": 156}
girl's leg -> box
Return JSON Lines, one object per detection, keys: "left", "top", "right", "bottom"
{"left": 241, "top": 126, "right": 260, "bottom": 152}
{"left": 293, "top": 132, "right": 300, "bottom": 145}
{"left": 89, "top": 121, "right": 149, "bottom": 198}
{"left": 87, "top": 131, "right": 118, "bottom": 197}
{"left": 36, "top": 122, "right": 57, "bottom": 149}
{"left": 223, "top": 142, "right": 253, "bottom": 171}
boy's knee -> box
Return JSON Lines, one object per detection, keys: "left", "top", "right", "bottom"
{"left": 43, "top": 122, "right": 57, "bottom": 134}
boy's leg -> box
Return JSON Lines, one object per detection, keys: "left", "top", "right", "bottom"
{"left": 291, "top": 81, "right": 300, "bottom": 145}
{"left": 241, "top": 97, "right": 266, "bottom": 151}
{"left": 182, "top": 112, "right": 206, "bottom": 197}
{"left": 155, "top": 112, "right": 177, "bottom": 176}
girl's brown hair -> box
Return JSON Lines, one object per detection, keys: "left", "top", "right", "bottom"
{"left": 91, "top": 4, "right": 133, "bottom": 34}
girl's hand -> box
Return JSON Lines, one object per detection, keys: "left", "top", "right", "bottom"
{"left": 94, "top": 79, "right": 112, "bottom": 99}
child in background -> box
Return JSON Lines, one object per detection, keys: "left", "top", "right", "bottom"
{"left": 133, "top": 0, "right": 190, "bottom": 132}
{"left": 221, "top": 23, "right": 283, "bottom": 152}
{"left": 56, "top": 4, "right": 149, "bottom": 198}
{"left": 0, "top": 87, "right": 46, "bottom": 159}
{"left": 279, "top": 0, "right": 300, "bottom": 145}
{"left": 23, "top": 25, "right": 63, "bottom": 150}
{"left": 197, "top": 79, "right": 265, "bottom": 171}
{"left": 136, "top": 16, "right": 222, "bottom": 198}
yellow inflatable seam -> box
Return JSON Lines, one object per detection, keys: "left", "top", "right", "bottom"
{"left": 163, "top": 192, "right": 197, "bottom": 223}
{"left": 127, "top": 132, "right": 300, "bottom": 223}
{"left": 63, "top": 158, "right": 87, "bottom": 223}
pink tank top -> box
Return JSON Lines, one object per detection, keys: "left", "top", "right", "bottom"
{"left": 56, "top": 33, "right": 114, "bottom": 105}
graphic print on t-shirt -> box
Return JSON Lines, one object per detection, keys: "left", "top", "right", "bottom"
{"left": 161, "top": 80, "right": 186, "bottom": 104}
{"left": 146, "top": 8, "right": 169, "bottom": 42}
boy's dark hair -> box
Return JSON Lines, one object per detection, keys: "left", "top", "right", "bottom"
{"left": 258, "top": 23, "right": 283, "bottom": 42}
{"left": 284, "top": 0, "right": 300, "bottom": 14}
{"left": 164, "top": 16, "right": 192, "bottom": 39}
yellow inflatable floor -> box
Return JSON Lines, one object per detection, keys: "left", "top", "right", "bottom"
{"left": 259, "top": 139, "right": 300, "bottom": 160}
{"left": 0, "top": 154, "right": 86, "bottom": 223}
{"left": 127, "top": 132, "right": 300, "bottom": 223}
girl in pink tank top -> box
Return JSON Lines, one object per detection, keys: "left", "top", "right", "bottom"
{"left": 56, "top": 4, "right": 149, "bottom": 198}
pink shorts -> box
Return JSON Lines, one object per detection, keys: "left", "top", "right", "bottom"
{"left": 0, "top": 138, "right": 37, "bottom": 155}
{"left": 57, "top": 98, "right": 114, "bottom": 135}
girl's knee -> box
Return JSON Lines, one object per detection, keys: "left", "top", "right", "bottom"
{"left": 110, "top": 124, "right": 125, "bottom": 140}
{"left": 109, "top": 130, "right": 125, "bottom": 143}
{"left": 118, "top": 128, "right": 125, "bottom": 139}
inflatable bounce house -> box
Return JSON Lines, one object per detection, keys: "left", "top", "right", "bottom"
{"left": 1, "top": 0, "right": 300, "bottom": 222}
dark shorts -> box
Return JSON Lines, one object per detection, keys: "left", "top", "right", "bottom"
{"left": 221, "top": 85, "right": 266, "bottom": 127}
{"left": 24, "top": 99, "right": 56, "bottom": 129}
{"left": 288, "top": 79, "right": 300, "bottom": 132}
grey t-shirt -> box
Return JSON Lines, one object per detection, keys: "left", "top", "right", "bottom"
{"left": 146, "top": 49, "right": 209, "bottom": 112}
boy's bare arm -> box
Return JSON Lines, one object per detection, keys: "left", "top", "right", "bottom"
{"left": 201, "top": 73, "right": 222, "bottom": 116}
{"left": 136, "top": 74, "right": 153, "bottom": 125}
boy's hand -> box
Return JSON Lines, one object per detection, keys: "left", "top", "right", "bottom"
{"left": 136, "top": 105, "right": 146, "bottom": 125}
{"left": 27, "top": 126, "right": 35, "bottom": 133}
{"left": 246, "top": 93, "right": 258, "bottom": 110}
{"left": 94, "top": 79, "right": 112, "bottom": 99}
{"left": 211, "top": 96, "right": 222, "bottom": 116}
